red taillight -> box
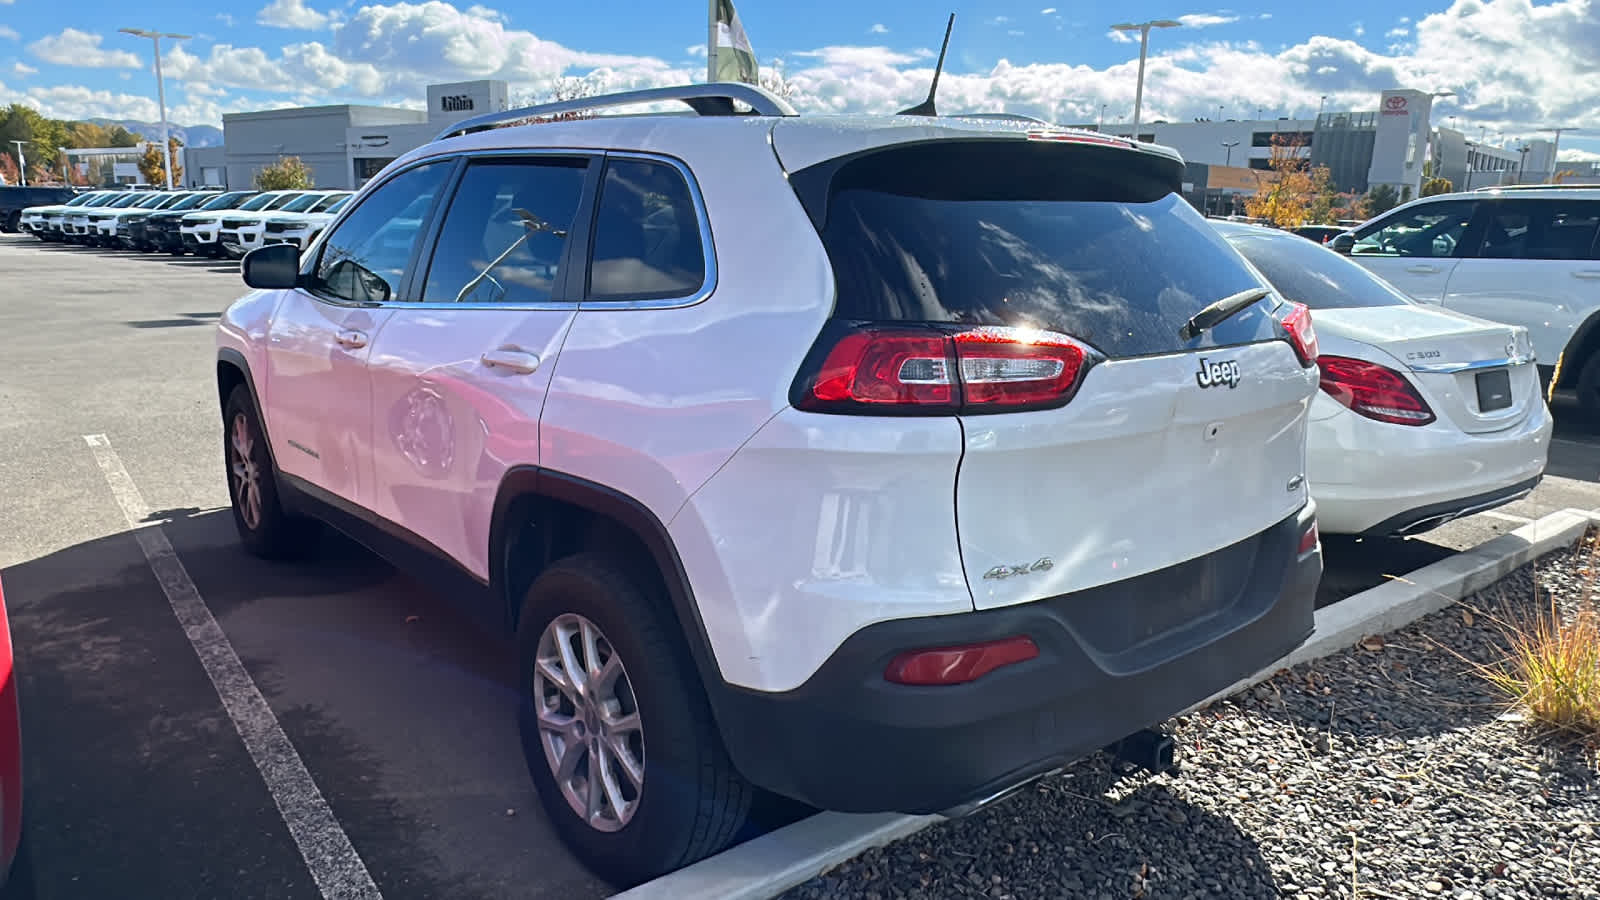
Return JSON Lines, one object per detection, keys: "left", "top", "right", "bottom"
{"left": 1281, "top": 302, "right": 1319, "bottom": 367}
{"left": 884, "top": 635, "right": 1040, "bottom": 686}
{"left": 1318, "top": 355, "right": 1436, "bottom": 426}
{"left": 1299, "top": 521, "right": 1320, "bottom": 555}
{"left": 796, "top": 325, "right": 1092, "bottom": 415}
{"left": 809, "top": 329, "right": 956, "bottom": 408}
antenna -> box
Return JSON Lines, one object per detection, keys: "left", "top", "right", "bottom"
{"left": 898, "top": 13, "right": 955, "bottom": 117}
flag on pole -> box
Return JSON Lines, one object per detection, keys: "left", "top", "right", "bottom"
{"left": 711, "top": 0, "right": 759, "bottom": 84}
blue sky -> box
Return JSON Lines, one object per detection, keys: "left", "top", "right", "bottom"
{"left": 4, "top": 0, "right": 1600, "bottom": 159}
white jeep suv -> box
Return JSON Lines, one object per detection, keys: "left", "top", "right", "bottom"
{"left": 216, "top": 84, "right": 1324, "bottom": 887}
{"left": 1334, "top": 187, "right": 1600, "bottom": 416}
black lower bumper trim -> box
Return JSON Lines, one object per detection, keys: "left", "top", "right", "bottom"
{"left": 1360, "top": 475, "right": 1542, "bottom": 537}
{"left": 713, "top": 503, "right": 1321, "bottom": 814}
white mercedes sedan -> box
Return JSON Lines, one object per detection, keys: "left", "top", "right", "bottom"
{"left": 1214, "top": 220, "right": 1552, "bottom": 536}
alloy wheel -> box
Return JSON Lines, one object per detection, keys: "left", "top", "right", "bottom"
{"left": 532, "top": 613, "right": 646, "bottom": 832}
{"left": 228, "top": 412, "right": 263, "bottom": 530}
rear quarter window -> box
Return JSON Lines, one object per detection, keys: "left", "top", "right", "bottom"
{"left": 794, "top": 140, "right": 1283, "bottom": 359}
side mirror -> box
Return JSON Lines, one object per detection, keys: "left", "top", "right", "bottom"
{"left": 1329, "top": 232, "right": 1356, "bottom": 255}
{"left": 241, "top": 243, "right": 302, "bottom": 289}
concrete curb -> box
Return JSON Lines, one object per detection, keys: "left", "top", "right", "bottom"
{"left": 609, "top": 508, "right": 1599, "bottom": 900}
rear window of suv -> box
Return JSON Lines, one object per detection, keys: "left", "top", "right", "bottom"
{"left": 794, "top": 140, "right": 1282, "bottom": 359}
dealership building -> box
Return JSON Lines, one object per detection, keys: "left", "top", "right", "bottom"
{"left": 181, "top": 79, "right": 509, "bottom": 191}
{"left": 1072, "top": 88, "right": 1570, "bottom": 201}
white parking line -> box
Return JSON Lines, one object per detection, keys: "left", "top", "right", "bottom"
{"left": 83, "top": 434, "right": 382, "bottom": 900}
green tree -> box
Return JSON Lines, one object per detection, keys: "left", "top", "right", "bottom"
{"left": 254, "top": 155, "right": 315, "bottom": 190}
{"left": 138, "top": 137, "right": 184, "bottom": 186}
{"left": 1365, "top": 183, "right": 1400, "bottom": 216}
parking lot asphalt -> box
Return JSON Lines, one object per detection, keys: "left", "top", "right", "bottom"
{"left": 0, "top": 232, "right": 1596, "bottom": 899}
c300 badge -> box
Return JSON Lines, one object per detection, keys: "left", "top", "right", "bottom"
{"left": 1196, "top": 357, "right": 1240, "bottom": 389}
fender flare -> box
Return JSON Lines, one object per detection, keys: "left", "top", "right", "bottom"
{"left": 489, "top": 466, "right": 729, "bottom": 692}
{"left": 1554, "top": 307, "right": 1600, "bottom": 391}
{"left": 215, "top": 348, "right": 288, "bottom": 483}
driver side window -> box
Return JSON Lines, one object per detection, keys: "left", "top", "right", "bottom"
{"left": 1351, "top": 200, "right": 1478, "bottom": 258}
{"left": 310, "top": 160, "right": 452, "bottom": 303}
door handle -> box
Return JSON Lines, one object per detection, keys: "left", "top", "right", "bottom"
{"left": 1573, "top": 270, "right": 1600, "bottom": 280}
{"left": 1405, "top": 264, "right": 1440, "bottom": 274}
{"left": 481, "top": 347, "right": 541, "bottom": 374}
{"left": 335, "top": 329, "right": 368, "bottom": 349}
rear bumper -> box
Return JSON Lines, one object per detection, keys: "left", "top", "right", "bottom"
{"left": 1309, "top": 395, "right": 1551, "bottom": 535}
{"left": 713, "top": 502, "right": 1321, "bottom": 814}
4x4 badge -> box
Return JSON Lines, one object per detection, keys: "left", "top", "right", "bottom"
{"left": 1196, "top": 357, "right": 1241, "bottom": 389}
{"left": 984, "top": 558, "right": 1055, "bottom": 580}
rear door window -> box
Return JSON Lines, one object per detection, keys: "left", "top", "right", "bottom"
{"left": 1472, "top": 199, "right": 1600, "bottom": 260}
{"left": 800, "top": 141, "right": 1281, "bottom": 358}
{"left": 418, "top": 156, "right": 589, "bottom": 304}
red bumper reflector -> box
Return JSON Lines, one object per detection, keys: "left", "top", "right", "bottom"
{"left": 1299, "top": 521, "right": 1320, "bottom": 555}
{"left": 884, "top": 635, "right": 1040, "bottom": 686}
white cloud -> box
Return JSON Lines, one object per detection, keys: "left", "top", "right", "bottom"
{"left": 1008, "top": 30, "right": 1025, "bottom": 37}
{"left": 1179, "top": 14, "right": 1240, "bottom": 28}
{"left": 1041, "top": 7, "right": 1057, "bottom": 14}
{"left": 0, "top": 25, "right": 16, "bottom": 40}
{"left": 25, "top": 84, "right": 160, "bottom": 121}
{"left": 1107, "top": 29, "right": 1136, "bottom": 43}
{"left": 216, "top": 13, "right": 237, "bottom": 26}
{"left": 258, "top": 0, "right": 332, "bottom": 29}
{"left": 27, "top": 29, "right": 142, "bottom": 68}
{"left": 1558, "top": 148, "right": 1600, "bottom": 162}
{"left": 988, "top": 16, "right": 1010, "bottom": 25}
{"left": 14, "top": 0, "right": 1600, "bottom": 151}
{"left": 869, "top": 24, "right": 888, "bottom": 34}
{"left": 12, "top": 62, "right": 35, "bottom": 76}
{"left": 1352, "top": 22, "right": 1366, "bottom": 36}
{"left": 1386, "top": 26, "right": 1410, "bottom": 37}
{"left": 686, "top": 44, "right": 706, "bottom": 57}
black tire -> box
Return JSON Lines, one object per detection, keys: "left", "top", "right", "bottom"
{"left": 1576, "top": 351, "right": 1600, "bottom": 419}
{"left": 515, "top": 553, "right": 753, "bottom": 888}
{"left": 222, "top": 384, "right": 320, "bottom": 560}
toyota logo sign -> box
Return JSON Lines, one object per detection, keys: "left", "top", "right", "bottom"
{"left": 1383, "top": 95, "right": 1409, "bottom": 115}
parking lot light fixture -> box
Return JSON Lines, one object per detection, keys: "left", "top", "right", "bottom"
{"left": 7, "top": 140, "right": 27, "bottom": 186}
{"left": 1110, "top": 19, "right": 1181, "bottom": 137}
{"left": 118, "top": 28, "right": 191, "bottom": 190}
{"left": 1221, "top": 140, "right": 1239, "bottom": 167}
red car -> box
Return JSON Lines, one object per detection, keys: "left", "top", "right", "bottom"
{"left": 0, "top": 575, "right": 21, "bottom": 886}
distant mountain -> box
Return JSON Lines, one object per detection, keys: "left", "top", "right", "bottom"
{"left": 84, "top": 118, "right": 224, "bottom": 148}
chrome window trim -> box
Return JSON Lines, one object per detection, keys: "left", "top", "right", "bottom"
{"left": 290, "top": 146, "right": 717, "bottom": 314}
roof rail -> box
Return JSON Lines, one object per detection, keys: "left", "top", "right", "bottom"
{"left": 433, "top": 82, "right": 799, "bottom": 141}
{"left": 1473, "top": 183, "right": 1600, "bottom": 191}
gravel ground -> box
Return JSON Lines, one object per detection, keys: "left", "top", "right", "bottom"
{"left": 780, "top": 538, "right": 1600, "bottom": 900}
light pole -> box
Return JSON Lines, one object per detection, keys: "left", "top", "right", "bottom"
{"left": 1220, "top": 140, "right": 1239, "bottom": 167}
{"left": 1110, "top": 19, "right": 1180, "bottom": 137}
{"left": 1538, "top": 127, "right": 1580, "bottom": 182}
{"left": 1098, "top": 103, "right": 1106, "bottom": 130}
{"left": 118, "top": 27, "right": 190, "bottom": 190}
{"left": 7, "top": 140, "right": 27, "bottom": 186}
{"left": 1317, "top": 95, "right": 1327, "bottom": 119}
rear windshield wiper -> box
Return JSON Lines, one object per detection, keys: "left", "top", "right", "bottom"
{"left": 1179, "top": 287, "right": 1271, "bottom": 341}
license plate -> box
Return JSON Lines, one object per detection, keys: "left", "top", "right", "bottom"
{"left": 1476, "top": 368, "right": 1513, "bottom": 412}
